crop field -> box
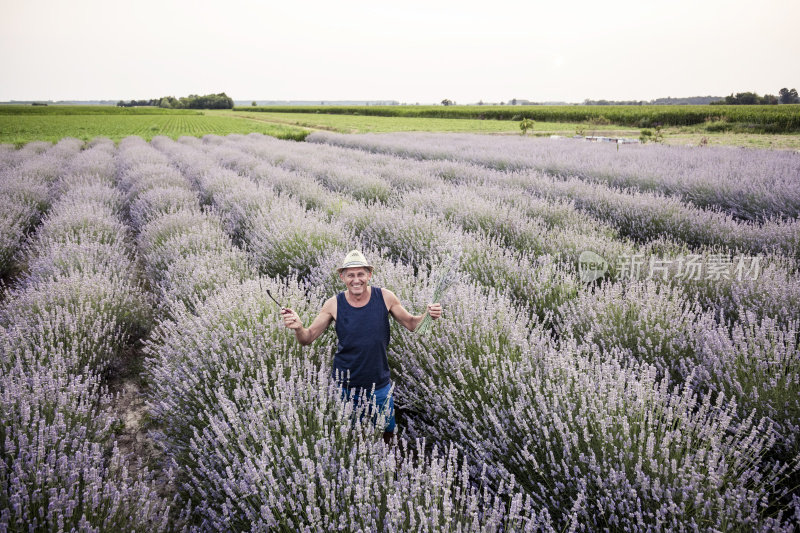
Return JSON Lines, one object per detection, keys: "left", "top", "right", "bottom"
{"left": 215, "top": 110, "right": 634, "bottom": 135}
{"left": 241, "top": 103, "right": 800, "bottom": 133}
{"left": 0, "top": 106, "right": 308, "bottom": 144}
{"left": 1, "top": 132, "right": 800, "bottom": 531}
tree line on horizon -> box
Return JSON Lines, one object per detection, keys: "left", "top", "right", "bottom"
{"left": 116, "top": 92, "right": 233, "bottom": 109}
{"left": 711, "top": 88, "right": 799, "bottom": 105}
{"left": 581, "top": 88, "right": 798, "bottom": 106}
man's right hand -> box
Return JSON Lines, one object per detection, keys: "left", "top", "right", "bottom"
{"left": 281, "top": 308, "right": 303, "bottom": 330}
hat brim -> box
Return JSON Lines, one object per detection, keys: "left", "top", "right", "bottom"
{"left": 337, "top": 265, "right": 374, "bottom": 274}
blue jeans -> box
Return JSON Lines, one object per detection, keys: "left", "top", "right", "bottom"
{"left": 341, "top": 381, "right": 396, "bottom": 433}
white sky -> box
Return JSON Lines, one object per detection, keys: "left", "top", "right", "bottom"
{"left": 1, "top": 0, "right": 798, "bottom": 103}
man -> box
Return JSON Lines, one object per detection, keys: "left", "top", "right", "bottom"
{"left": 281, "top": 250, "right": 442, "bottom": 445}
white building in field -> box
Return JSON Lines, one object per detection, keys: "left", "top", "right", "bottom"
{"left": 584, "top": 136, "right": 639, "bottom": 144}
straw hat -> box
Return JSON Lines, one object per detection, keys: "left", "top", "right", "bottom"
{"left": 337, "top": 250, "right": 374, "bottom": 273}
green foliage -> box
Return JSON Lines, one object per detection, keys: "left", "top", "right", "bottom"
{"left": 639, "top": 125, "right": 664, "bottom": 144}
{"left": 713, "top": 92, "right": 780, "bottom": 106}
{"left": 779, "top": 88, "right": 799, "bottom": 104}
{"left": 117, "top": 92, "right": 234, "bottom": 109}
{"left": 238, "top": 104, "right": 800, "bottom": 132}
{"left": 519, "top": 118, "right": 535, "bottom": 135}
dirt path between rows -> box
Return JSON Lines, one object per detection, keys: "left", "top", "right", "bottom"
{"left": 222, "top": 112, "right": 343, "bottom": 133}
{"left": 107, "top": 344, "right": 172, "bottom": 498}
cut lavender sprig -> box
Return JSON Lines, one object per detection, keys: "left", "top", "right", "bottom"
{"left": 416, "top": 245, "right": 461, "bottom": 335}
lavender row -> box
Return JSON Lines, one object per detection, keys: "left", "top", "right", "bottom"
{"left": 0, "top": 138, "right": 86, "bottom": 278}
{"left": 211, "top": 133, "right": 399, "bottom": 203}
{"left": 309, "top": 131, "right": 800, "bottom": 222}
{"left": 0, "top": 141, "right": 169, "bottom": 531}
{"left": 200, "top": 135, "right": 355, "bottom": 218}
{"left": 504, "top": 170, "right": 800, "bottom": 267}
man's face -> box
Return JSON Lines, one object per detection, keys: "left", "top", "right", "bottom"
{"left": 339, "top": 267, "right": 372, "bottom": 296}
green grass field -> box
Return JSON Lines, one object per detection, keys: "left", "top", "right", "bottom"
{"left": 0, "top": 106, "right": 308, "bottom": 145}
{"left": 212, "top": 110, "right": 637, "bottom": 135}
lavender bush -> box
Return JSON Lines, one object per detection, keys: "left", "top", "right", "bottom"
{"left": 555, "top": 279, "right": 712, "bottom": 386}
{"left": 128, "top": 185, "right": 201, "bottom": 230}
{"left": 385, "top": 281, "right": 795, "bottom": 528}
{"left": 120, "top": 165, "right": 191, "bottom": 204}
{"left": 246, "top": 200, "right": 352, "bottom": 280}
{"left": 0, "top": 363, "right": 170, "bottom": 532}
{"left": 698, "top": 312, "right": 800, "bottom": 454}
{"left": 460, "top": 239, "right": 581, "bottom": 325}
{"left": 33, "top": 202, "right": 131, "bottom": 249}
{"left": 2, "top": 273, "right": 150, "bottom": 371}
{"left": 186, "top": 360, "right": 548, "bottom": 531}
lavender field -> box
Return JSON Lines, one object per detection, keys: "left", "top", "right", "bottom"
{"left": 1, "top": 132, "right": 799, "bottom": 531}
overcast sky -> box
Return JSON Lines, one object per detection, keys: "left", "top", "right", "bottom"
{"left": 1, "top": 0, "right": 798, "bottom": 103}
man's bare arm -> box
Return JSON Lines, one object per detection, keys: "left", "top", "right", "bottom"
{"left": 282, "top": 297, "right": 336, "bottom": 345}
{"left": 382, "top": 289, "right": 442, "bottom": 332}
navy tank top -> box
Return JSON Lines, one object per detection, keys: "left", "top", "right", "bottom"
{"left": 334, "top": 286, "right": 391, "bottom": 390}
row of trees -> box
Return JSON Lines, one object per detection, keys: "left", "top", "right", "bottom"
{"left": 711, "top": 88, "right": 799, "bottom": 105}
{"left": 117, "top": 92, "right": 234, "bottom": 109}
